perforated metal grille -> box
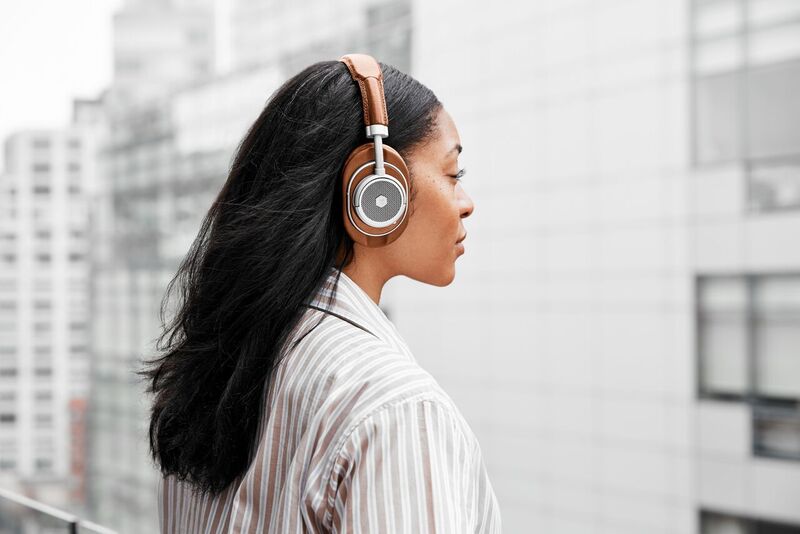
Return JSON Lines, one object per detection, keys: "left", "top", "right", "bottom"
{"left": 360, "top": 180, "right": 403, "bottom": 223}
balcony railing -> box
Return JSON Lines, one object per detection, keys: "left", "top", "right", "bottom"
{"left": 0, "top": 487, "right": 117, "bottom": 534}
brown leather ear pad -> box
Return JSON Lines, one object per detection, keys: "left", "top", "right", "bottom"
{"left": 341, "top": 143, "right": 410, "bottom": 247}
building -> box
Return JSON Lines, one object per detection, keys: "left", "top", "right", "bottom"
{"left": 382, "top": 0, "right": 800, "bottom": 532}
{"left": 0, "top": 98, "right": 102, "bottom": 512}
{"left": 229, "top": 0, "right": 411, "bottom": 74}
{"left": 83, "top": 1, "right": 414, "bottom": 530}
{"left": 112, "top": 0, "right": 216, "bottom": 105}
{"left": 689, "top": 0, "right": 800, "bottom": 530}
{"left": 85, "top": 64, "right": 282, "bottom": 533}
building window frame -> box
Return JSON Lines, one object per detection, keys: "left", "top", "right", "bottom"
{"left": 697, "top": 272, "right": 800, "bottom": 462}
{"left": 689, "top": 0, "right": 800, "bottom": 214}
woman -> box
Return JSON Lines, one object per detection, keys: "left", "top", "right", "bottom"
{"left": 140, "top": 53, "right": 502, "bottom": 533}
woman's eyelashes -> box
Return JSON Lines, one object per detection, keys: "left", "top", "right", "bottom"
{"left": 450, "top": 167, "right": 467, "bottom": 181}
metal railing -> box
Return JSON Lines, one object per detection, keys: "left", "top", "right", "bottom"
{"left": 0, "top": 487, "right": 117, "bottom": 534}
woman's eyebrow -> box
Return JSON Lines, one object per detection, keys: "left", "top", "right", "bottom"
{"left": 449, "top": 143, "right": 462, "bottom": 155}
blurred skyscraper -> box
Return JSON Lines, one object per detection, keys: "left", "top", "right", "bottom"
{"left": 0, "top": 98, "right": 104, "bottom": 514}
{"left": 84, "top": 1, "right": 412, "bottom": 530}
{"left": 111, "top": 0, "right": 216, "bottom": 106}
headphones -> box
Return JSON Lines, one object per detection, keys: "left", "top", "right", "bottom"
{"left": 338, "top": 53, "right": 410, "bottom": 249}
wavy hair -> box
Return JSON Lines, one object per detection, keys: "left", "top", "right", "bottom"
{"left": 137, "top": 59, "right": 441, "bottom": 496}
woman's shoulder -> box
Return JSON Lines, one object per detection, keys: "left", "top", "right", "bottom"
{"left": 274, "top": 305, "right": 457, "bottom": 431}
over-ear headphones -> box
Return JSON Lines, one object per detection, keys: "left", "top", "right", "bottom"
{"left": 338, "top": 53, "right": 410, "bottom": 249}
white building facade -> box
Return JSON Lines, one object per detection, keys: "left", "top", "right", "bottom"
{"left": 0, "top": 101, "right": 101, "bottom": 511}
{"left": 395, "top": 0, "right": 800, "bottom": 532}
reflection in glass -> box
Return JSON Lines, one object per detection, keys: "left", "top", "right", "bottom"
{"left": 699, "top": 277, "right": 749, "bottom": 396}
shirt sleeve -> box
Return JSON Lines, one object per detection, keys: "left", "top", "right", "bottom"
{"left": 327, "top": 398, "right": 501, "bottom": 534}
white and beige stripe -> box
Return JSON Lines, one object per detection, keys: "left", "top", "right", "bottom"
{"left": 158, "top": 267, "right": 502, "bottom": 533}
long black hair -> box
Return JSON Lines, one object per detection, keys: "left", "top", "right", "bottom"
{"left": 137, "top": 59, "right": 442, "bottom": 496}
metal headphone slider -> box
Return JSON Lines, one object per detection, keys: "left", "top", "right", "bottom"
{"left": 365, "top": 124, "right": 389, "bottom": 176}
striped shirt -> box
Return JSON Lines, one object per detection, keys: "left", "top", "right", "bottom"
{"left": 158, "top": 267, "right": 502, "bottom": 533}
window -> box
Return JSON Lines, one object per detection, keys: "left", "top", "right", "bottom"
{"left": 0, "top": 413, "right": 15, "bottom": 423}
{"left": 0, "top": 459, "right": 15, "bottom": 470}
{"left": 34, "top": 413, "right": 52, "bottom": 427}
{"left": 753, "top": 401, "right": 800, "bottom": 461}
{"left": 31, "top": 163, "right": 50, "bottom": 174}
{"left": 186, "top": 28, "right": 207, "bottom": 44}
{"left": 749, "top": 156, "right": 800, "bottom": 211}
{"left": 34, "top": 321, "right": 51, "bottom": 333}
{"left": 698, "top": 276, "right": 749, "bottom": 397}
{"left": 694, "top": 71, "right": 742, "bottom": 163}
{"left": 698, "top": 274, "right": 800, "bottom": 401}
{"left": 754, "top": 276, "right": 800, "bottom": 399}
{"left": 35, "top": 458, "right": 52, "bottom": 471}
{"left": 698, "top": 273, "right": 800, "bottom": 462}
{"left": 701, "top": 509, "right": 800, "bottom": 533}
{"left": 691, "top": 0, "right": 800, "bottom": 213}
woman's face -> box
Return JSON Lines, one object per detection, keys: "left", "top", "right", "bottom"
{"left": 384, "top": 106, "right": 474, "bottom": 286}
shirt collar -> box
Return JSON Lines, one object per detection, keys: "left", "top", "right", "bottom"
{"left": 304, "top": 267, "right": 403, "bottom": 350}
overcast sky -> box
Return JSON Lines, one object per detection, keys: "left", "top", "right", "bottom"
{"left": 0, "top": 0, "right": 122, "bottom": 170}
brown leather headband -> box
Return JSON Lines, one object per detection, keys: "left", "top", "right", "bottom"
{"left": 339, "top": 53, "right": 389, "bottom": 127}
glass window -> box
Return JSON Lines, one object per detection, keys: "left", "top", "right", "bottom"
{"left": 701, "top": 509, "right": 800, "bottom": 533}
{"left": 748, "top": 21, "right": 800, "bottom": 65}
{"left": 0, "top": 459, "right": 15, "bottom": 470}
{"left": 748, "top": 0, "right": 800, "bottom": 27}
{"left": 753, "top": 275, "right": 800, "bottom": 399}
{"left": 694, "top": 0, "right": 744, "bottom": 38}
{"left": 691, "top": 0, "right": 800, "bottom": 213}
{"left": 699, "top": 277, "right": 750, "bottom": 396}
{"left": 753, "top": 402, "right": 800, "bottom": 460}
{"left": 35, "top": 458, "right": 52, "bottom": 471}
{"left": 694, "top": 72, "right": 743, "bottom": 164}
{"left": 695, "top": 35, "right": 744, "bottom": 74}
{"left": 746, "top": 60, "right": 800, "bottom": 159}
{"left": 698, "top": 274, "right": 800, "bottom": 405}
{"left": 749, "top": 157, "right": 800, "bottom": 211}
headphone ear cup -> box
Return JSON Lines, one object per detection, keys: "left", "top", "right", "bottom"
{"left": 341, "top": 143, "right": 410, "bottom": 247}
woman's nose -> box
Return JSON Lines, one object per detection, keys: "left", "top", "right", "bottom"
{"left": 460, "top": 190, "right": 474, "bottom": 218}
